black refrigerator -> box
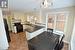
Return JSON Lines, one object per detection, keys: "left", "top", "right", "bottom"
{"left": 3, "top": 18, "right": 11, "bottom": 42}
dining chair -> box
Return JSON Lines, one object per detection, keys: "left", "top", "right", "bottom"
{"left": 54, "top": 34, "right": 65, "bottom": 50}
{"left": 47, "top": 28, "right": 53, "bottom": 33}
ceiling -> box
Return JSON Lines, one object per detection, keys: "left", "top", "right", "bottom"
{"left": 8, "top": 0, "right": 75, "bottom": 11}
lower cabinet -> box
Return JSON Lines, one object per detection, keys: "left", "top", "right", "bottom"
{"left": 26, "top": 28, "right": 45, "bottom": 40}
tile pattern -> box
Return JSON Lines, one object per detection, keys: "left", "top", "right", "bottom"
{"left": 8, "top": 32, "right": 68, "bottom": 50}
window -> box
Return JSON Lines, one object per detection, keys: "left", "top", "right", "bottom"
{"left": 47, "top": 12, "right": 67, "bottom": 32}
{"left": 48, "top": 14, "right": 55, "bottom": 29}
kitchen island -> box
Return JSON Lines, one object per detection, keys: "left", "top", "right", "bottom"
{"left": 24, "top": 24, "right": 45, "bottom": 40}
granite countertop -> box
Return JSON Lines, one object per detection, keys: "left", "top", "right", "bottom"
{"left": 25, "top": 24, "right": 44, "bottom": 33}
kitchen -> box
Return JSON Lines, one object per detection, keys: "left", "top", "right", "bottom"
{"left": 2, "top": 10, "right": 47, "bottom": 50}
{"left": 0, "top": 0, "right": 75, "bottom": 50}
{"left": 2, "top": 9, "right": 68, "bottom": 50}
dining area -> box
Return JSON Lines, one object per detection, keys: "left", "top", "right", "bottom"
{"left": 28, "top": 28, "right": 65, "bottom": 50}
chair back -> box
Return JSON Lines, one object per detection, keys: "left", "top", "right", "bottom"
{"left": 53, "top": 30, "right": 65, "bottom": 50}
{"left": 53, "top": 30, "right": 64, "bottom": 42}
{"left": 47, "top": 28, "right": 53, "bottom": 33}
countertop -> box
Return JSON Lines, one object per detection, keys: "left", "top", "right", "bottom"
{"left": 24, "top": 24, "right": 45, "bottom": 33}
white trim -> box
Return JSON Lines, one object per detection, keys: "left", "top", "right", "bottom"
{"left": 69, "top": 43, "right": 71, "bottom": 50}
{"left": 64, "top": 12, "right": 69, "bottom": 32}
{"left": 54, "top": 14, "right": 56, "bottom": 30}
{"left": 46, "top": 13, "right": 48, "bottom": 31}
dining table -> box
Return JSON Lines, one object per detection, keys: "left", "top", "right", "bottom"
{"left": 28, "top": 31, "right": 60, "bottom": 50}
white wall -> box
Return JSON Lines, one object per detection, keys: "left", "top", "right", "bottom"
{"left": 71, "top": 17, "right": 75, "bottom": 50}
{"left": 64, "top": 13, "right": 74, "bottom": 43}
{"left": 0, "top": 9, "right": 9, "bottom": 49}
{"left": 13, "top": 12, "right": 27, "bottom": 23}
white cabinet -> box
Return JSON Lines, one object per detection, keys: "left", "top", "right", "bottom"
{"left": 26, "top": 28, "right": 45, "bottom": 40}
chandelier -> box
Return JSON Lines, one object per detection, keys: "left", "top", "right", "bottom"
{"left": 41, "top": 0, "right": 53, "bottom": 8}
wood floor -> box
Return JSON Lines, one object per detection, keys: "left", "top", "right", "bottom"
{"left": 8, "top": 32, "right": 29, "bottom": 50}
{"left": 62, "top": 43, "right": 69, "bottom": 50}
{"left": 8, "top": 32, "right": 68, "bottom": 50}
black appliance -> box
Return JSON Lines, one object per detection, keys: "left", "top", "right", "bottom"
{"left": 3, "top": 18, "right": 11, "bottom": 42}
{"left": 14, "top": 23, "right": 23, "bottom": 33}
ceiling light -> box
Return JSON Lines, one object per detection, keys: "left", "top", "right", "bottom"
{"left": 41, "top": 0, "right": 53, "bottom": 8}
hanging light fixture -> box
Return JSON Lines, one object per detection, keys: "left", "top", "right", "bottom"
{"left": 41, "top": 0, "right": 53, "bottom": 8}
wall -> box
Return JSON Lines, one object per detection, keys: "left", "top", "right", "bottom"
{"left": 0, "top": 9, "right": 9, "bottom": 49}
{"left": 71, "top": 16, "right": 75, "bottom": 50}
{"left": 70, "top": 9, "right": 75, "bottom": 50}
{"left": 12, "top": 11, "right": 41, "bottom": 23}
{"left": 13, "top": 12, "right": 27, "bottom": 23}
{"left": 5, "top": 11, "right": 27, "bottom": 32}
{"left": 64, "top": 13, "right": 74, "bottom": 43}
{"left": 24, "top": 11, "right": 42, "bottom": 23}
{"left": 41, "top": 6, "right": 75, "bottom": 43}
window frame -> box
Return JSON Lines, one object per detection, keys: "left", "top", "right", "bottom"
{"left": 46, "top": 11, "right": 69, "bottom": 32}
